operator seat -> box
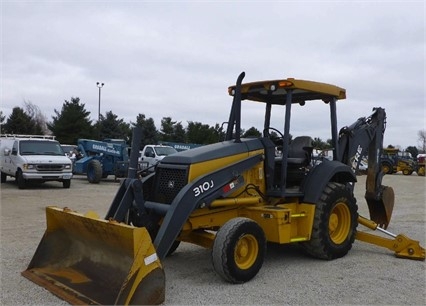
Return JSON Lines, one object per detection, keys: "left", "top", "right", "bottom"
{"left": 271, "top": 136, "right": 314, "bottom": 189}
{"left": 284, "top": 136, "right": 314, "bottom": 187}
{"left": 287, "top": 136, "right": 314, "bottom": 166}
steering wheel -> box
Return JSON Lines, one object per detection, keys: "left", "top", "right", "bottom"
{"left": 264, "top": 127, "right": 284, "bottom": 145}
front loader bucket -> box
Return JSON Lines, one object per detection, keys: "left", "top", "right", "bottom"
{"left": 365, "top": 185, "right": 395, "bottom": 229}
{"left": 22, "top": 206, "right": 165, "bottom": 305}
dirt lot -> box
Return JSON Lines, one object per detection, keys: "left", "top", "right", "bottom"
{"left": 1, "top": 173, "right": 425, "bottom": 305}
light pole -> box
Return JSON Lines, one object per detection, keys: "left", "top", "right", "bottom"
{"left": 96, "top": 82, "right": 104, "bottom": 122}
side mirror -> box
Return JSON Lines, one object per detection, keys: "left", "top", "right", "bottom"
{"left": 4, "top": 148, "right": 10, "bottom": 156}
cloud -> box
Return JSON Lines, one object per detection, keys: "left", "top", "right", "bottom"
{"left": 2, "top": 1, "right": 425, "bottom": 149}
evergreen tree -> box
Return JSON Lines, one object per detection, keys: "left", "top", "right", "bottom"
{"left": 312, "top": 137, "right": 330, "bottom": 149}
{"left": 405, "top": 146, "right": 418, "bottom": 159}
{"left": 242, "top": 127, "right": 261, "bottom": 138}
{"left": 99, "top": 111, "right": 130, "bottom": 141}
{"left": 2, "top": 107, "right": 42, "bottom": 134}
{"left": 214, "top": 123, "right": 226, "bottom": 142}
{"left": 173, "top": 122, "right": 186, "bottom": 143}
{"left": 186, "top": 121, "right": 218, "bottom": 144}
{"left": 47, "top": 97, "right": 95, "bottom": 144}
{"left": 159, "top": 117, "right": 176, "bottom": 142}
{"left": 0, "top": 111, "right": 5, "bottom": 133}
{"left": 131, "top": 114, "right": 158, "bottom": 147}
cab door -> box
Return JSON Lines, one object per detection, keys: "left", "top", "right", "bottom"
{"left": 2, "top": 140, "right": 17, "bottom": 175}
{"left": 142, "top": 147, "right": 157, "bottom": 167}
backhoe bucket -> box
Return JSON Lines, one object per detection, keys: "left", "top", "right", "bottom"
{"left": 22, "top": 206, "right": 165, "bottom": 305}
{"left": 365, "top": 185, "right": 394, "bottom": 229}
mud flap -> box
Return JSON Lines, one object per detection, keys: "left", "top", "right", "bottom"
{"left": 22, "top": 206, "right": 165, "bottom": 305}
{"left": 365, "top": 185, "right": 394, "bottom": 229}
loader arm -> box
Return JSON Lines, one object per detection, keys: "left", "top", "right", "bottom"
{"left": 152, "top": 153, "right": 263, "bottom": 259}
{"left": 104, "top": 146, "right": 264, "bottom": 259}
{"left": 337, "top": 107, "right": 394, "bottom": 228}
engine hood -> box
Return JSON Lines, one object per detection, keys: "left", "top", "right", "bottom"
{"left": 160, "top": 138, "right": 265, "bottom": 165}
{"left": 21, "top": 155, "right": 72, "bottom": 165}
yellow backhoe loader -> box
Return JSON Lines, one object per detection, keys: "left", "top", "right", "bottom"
{"left": 22, "top": 72, "right": 425, "bottom": 305}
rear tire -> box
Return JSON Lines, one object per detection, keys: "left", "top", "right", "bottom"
{"left": 16, "top": 170, "right": 26, "bottom": 189}
{"left": 212, "top": 217, "right": 266, "bottom": 283}
{"left": 87, "top": 159, "right": 102, "bottom": 183}
{"left": 402, "top": 169, "right": 412, "bottom": 175}
{"left": 1, "top": 172, "right": 6, "bottom": 183}
{"left": 302, "top": 182, "right": 358, "bottom": 260}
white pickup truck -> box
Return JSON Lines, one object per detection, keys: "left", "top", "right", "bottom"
{"left": 0, "top": 135, "right": 73, "bottom": 189}
{"left": 139, "top": 144, "right": 178, "bottom": 170}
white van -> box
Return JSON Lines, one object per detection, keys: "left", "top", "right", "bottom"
{"left": 0, "top": 134, "right": 73, "bottom": 189}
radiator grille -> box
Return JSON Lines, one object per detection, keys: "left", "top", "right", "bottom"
{"left": 154, "top": 166, "right": 188, "bottom": 204}
{"left": 36, "top": 164, "right": 64, "bottom": 171}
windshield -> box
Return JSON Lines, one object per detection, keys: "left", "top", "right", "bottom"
{"left": 154, "top": 146, "right": 178, "bottom": 156}
{"left": 20, "top": 140, "right": 64, "bottom": 156}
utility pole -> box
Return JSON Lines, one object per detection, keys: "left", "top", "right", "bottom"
{"left": 96, "top": 82, "right": 104, "bottom": 122}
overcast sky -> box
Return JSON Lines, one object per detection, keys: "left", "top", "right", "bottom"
{"left": 2, "top": 0, "right": 425, "bottom": 148}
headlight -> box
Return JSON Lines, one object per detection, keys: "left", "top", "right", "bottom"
{"left": 23, "top": 164, "right": 35, "bottom": 170}
{"left": 64, "top": 164, "right": 72, "bottom": 169}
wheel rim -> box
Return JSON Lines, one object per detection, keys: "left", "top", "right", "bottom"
{"left": 382, "top": 165, "right": 390, "bottom": 174}
{"left": 234, "top": 234, "right": 258, "bottom": 270}
{"left": 328, "top": 202, "right": 351, "bottom": 244}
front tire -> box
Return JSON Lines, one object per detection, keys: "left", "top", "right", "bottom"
{"left": 1, "top": 172, "right": 6, "bottom": 183}
{"left": 16, "top": 170, "right": 26, "bottom": 189}
{"left": 87, "top": 159, "right": 102, "bottom": 183}
{"left": 63, "top": 179, "right": 71, "bottom": 188}
{"left": 302, "top": 182, "right": 358, "bottom": 260}
{"left": 212, "top": 217, "right": 266, "bottom": 283}
{"left": 381, "top": 162, "right": 393, "bottom": 174}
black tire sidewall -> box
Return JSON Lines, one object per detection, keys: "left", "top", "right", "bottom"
{"left": 304, "top": 182, "right": 358, "bottom": 260}
{"left": 382, "top": 162, "right": 393, "bottom": 174}
{"left": 16, "top": 170, "right": 26, "bottom": 189}
{"left": 87, "top": 160, "right": 102, "bottom": 183}
{"left": 63, "top": 179, "right": 71, "bottom": 188}
{"left": 213, "top": 218, "right": 266, "bottom": 283}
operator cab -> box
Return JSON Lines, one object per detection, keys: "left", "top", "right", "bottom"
{"left": 227, "top": 73, "right": 346, "bottom": 197}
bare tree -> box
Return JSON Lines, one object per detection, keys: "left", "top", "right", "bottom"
{"left": 418, "top": 129, "right": 426, "bottom": 153}
{"left": 24, "top": 100, "right": 49, "bottom": 134}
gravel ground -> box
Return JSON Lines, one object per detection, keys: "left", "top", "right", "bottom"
{"left": 1, "top": 173, "right": 425, "bottom": 305}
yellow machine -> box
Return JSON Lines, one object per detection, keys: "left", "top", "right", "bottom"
{"left": 22, "top": 72, "right": 425, "bottom": 305}
{"left": 417, "top": 154, "right": 425, "bottom": 176}
{"left": 381, "top": 147, "right": 417, "bottom": 175}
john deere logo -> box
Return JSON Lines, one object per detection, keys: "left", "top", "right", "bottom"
{"left": 168, "top": 181, "right": 175, "bottom": 188}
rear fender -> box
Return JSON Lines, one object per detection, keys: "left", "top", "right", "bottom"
{"left": 303, "top": 160, "right": 356, "bottom": 204}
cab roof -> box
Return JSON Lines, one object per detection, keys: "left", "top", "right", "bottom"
{"left": 228, "top": 78, "right": 346, "bottom": 105}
